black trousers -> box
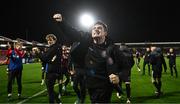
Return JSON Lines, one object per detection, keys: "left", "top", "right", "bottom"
{"left": 42, "top": 69, "right": 45, "bottom": 80}
{"left": 169, "top": 63, "right": 178, "bottom": 77}
{"left": 136, "top": 58, "right": 141, "bottom": 69}
{"left": 62, "top": 68, "right": 70, "bottom": 87}
{"left": 45, "top": 73, "right": 61, "bottom": 103}
{"left": 7, "top": 69, "right": 22, "bottom": 94}
{"left": 88, "top": 86, "right": 113, "bottom": 103}
{"left": 72, "top": 73, "right": 86, "bottom": 103}
{"left": 143, "top": 61, "right": 151, "bottom": 75}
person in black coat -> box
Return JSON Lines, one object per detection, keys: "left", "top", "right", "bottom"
{"left": 149, "top": 46, "right": 167, "bottom": 98}
{"left": 167, "top": 48, "right": 178, "bottom": 78}
{"left": 68, "top": 42, "right": 87, "bottom": 104}
{"left": 40, "top": 48, "right": 47, "bottom": 86}
{"left": 142, "top": 47, "right": 151, "bottom": 75}
{"left": 108, "top": 43, "right": 134, "bottom": 103}
{"left": 135, "top": 49, "right": 141, "bottom": 72}
{"left": 53, "top": 13, "right": 120, "bottom": 103}
{"left": 33, "top": 34, "right": 62, "bottom": 103}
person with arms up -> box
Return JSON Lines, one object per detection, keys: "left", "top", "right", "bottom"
{"left": 53, "top": 13, "right": 120, "bottom": 103}
{"left": 7, "top": 41, "right": 25, "bottom": 100}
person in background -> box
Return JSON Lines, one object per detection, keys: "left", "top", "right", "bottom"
{"left": 7, "top": 41, "right": 25, "bottom": 100}
{"left": 142, "top": 47, "right": 151, "bottom": 76}
{"left": 68, "top": 42, "right": 87, "bottom": 104}
{"left": 32, "top": 34, "right": 62, "bottom": 103}
{"left": 167, "top": 48, "right": 178, "bottom": 78}
{"left": 135, "top": 49, "right": 141, "bottom": 72}
{"left": 149, "top": 46, "right": 167, "bottom": 98}
{"left": 40, "top": 48, "right": 48, "bottom": 85}
{"left": 107, "top": 43, "right": 134, "bottom": 103}
{"left": 61, "top": 45, "right": 71, "bottom": 95}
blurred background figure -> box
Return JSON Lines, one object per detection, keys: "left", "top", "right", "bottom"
{"left": 149, "top": 46, "right": 167, "bottom": 98}
{"left": 167, "top": 48, "right": 178, "bottom": 78}
{"left": 135, "top": 49, "right": 141, "bottom": 72}
{"left": 61, "top": 45, "right": 71, "bottom": 95}
{"left": 142, "top": 47, "right": 151, "bottom": 76}
{"left": 40, "top": 48, "right": 48, "bottom": 85}
{"left": 6, "top": 41, "right": 25, "bottom": 100}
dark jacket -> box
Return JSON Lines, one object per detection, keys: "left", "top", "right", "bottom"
{"left": 106, "top": 44, "right": 134, "bottom": 75}
{"left": 149, "top": 48, "right": 167, "bottom": 71}
{"left": 55, "top": 21, "right": 115, "bottom": 88}
{"left": 38, "top": 43, "right": 62, "bottom": 74}
{"left": 56, "top": 21, "right": 91, "bottom": 68}
{"left": 85, "top": 42, "right": 115, "bottom": 88}
{"left": 167, "top": 52, "right": 176, "bottom": 65}
{"left": 8, "top": 49, "right": 24, "bottom": 71}
{"left": 144, "top": 51, "right": 151, "bottom": 63}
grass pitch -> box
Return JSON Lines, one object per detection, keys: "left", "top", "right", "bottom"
{"left": 0, "top": 57, "right": 180, "bottom": 103}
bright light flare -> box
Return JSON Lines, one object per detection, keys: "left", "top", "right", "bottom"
{"left": 80, "top": 13, "right": 95, "bottom": 28}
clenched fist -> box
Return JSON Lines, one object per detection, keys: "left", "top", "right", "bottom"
{"left": 53, "top": 13, "right": 62, "bottom": 22}
{"left": 109, "top": 74, "right": 119, "bottom": 84}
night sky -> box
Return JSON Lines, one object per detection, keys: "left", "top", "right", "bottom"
{"left": 0, "top": 0, "right": 179, "bottom": 43}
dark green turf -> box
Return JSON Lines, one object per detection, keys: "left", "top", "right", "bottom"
{"left": 0, "top": 57, "right": 180, "bottom": 103}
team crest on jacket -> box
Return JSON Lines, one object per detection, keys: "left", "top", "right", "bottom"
{"left": 90, "top": 60, "right": 93, "bottom": 64}
{"left": 101, "top": 50, "right": 107, "bottom": 58}
{"left": 107, "top": 57, "right": 113, "bottom": 65}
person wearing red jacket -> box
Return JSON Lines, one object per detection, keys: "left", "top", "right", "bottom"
{"left": 6, "top": 42, "right": 25, "bottom": 100}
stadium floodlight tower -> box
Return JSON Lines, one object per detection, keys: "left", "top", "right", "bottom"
{"left": 79, "top": 13, "right": 95, "bottom": 29}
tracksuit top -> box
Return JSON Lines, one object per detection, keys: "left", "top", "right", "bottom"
{"left": 56, "top": 20, "right": 116, "bottom": 88}
{"left": 38, "top": 43, "right": 62, "bottom": 74}
{"left": 7, "top": 49, "right": 24, "bottom": 71}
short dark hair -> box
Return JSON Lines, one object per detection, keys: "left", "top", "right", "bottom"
{"left": 93, "top": 21, "right": 108, "bottom": 32}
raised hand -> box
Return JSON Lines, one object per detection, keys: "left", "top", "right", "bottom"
{"left": 53, "top": 13, "right": 62, "bottom": 22}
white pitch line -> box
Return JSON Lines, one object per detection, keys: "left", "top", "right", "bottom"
{"left": 17, "top": 84, "right": 58, "bottom": 104}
